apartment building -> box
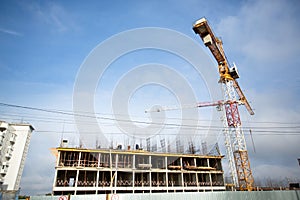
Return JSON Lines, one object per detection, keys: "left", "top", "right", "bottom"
{"left": 0, "top": 121, "right": 34, "bottom": 191}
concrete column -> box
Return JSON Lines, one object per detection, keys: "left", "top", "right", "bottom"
{"left": 74, "top": 169, "right": 79, "bottom": 195}
{"left": 78, "top": 152, "right": 81, "bottom": 167}
{"left": 181, "top": 157, "right": 184, "bottom": 189}
{"left": 149, "top": 155, "right": 152, "bottom": 193}
{"left": 165, "top": 156, "right": 168, "bottom": 193}
{"left": 52, "top": 151, "right": 60, "bottom": 195}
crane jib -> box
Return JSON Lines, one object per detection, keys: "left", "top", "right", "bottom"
{"left": 193, "top": 18, "right": 254, "bottom": 116}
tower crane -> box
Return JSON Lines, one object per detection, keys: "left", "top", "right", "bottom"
{"left": 145, "top": 18, "right": 254, "bottom": 191}
{"left": 193, "top": 18, "right": 254, "bottom": 191}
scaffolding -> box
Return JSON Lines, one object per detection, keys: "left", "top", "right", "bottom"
{"left": 53, "top": 148, "right": 225, "bottom": 195}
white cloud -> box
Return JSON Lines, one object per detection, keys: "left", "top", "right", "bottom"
{"left": 240, "top": 89, "right": 300, "bottom": 182}
{"left": 24, "top": 1, "right": 78, "bottom": 33}
{"left": 0, "top": 28, "right": 23, "bottom": 36}
{"left": 217, "top": 0, "right": 300, "bottom": 64}
{"left": 20, "top": 131, "right": 58, "bottom": 195}
{"left": 254, "top": 164, "right": 300, "bottom": 184}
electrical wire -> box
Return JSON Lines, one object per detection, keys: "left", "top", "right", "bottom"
{"left": 1, "top": 102, "right": 300, "bottom": 126}
{"left": 35, "top": 129, "right": 300, "bottom": 136}
{"left": 2, "top": 113, "right": 300, "bottom": 133}
{"left": 0, "top": 102, "right": 300, "bottom": 136}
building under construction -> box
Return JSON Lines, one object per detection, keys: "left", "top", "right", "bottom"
{"left": 52, "top": 143, "right": 225, "bottom": 195}
{"left": 51, "top": 16, "right": 256, "bottom": 195}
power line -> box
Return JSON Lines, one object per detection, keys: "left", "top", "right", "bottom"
{"left": 2, "top": 113, "right": 300, "bottom": 133}
{"left": 35, "top": 130, "right": 300, "bottom": 136}
{"left": 1, "top": 102, "right": 300, "bottom": 131}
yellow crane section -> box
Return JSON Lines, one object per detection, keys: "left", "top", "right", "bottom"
{"left": 193, "top": 18, "right": 254, "bottom": 116}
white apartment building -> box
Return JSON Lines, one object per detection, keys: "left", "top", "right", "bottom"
{"left": 0, "top": 121, "right": 34, "bottom": 191}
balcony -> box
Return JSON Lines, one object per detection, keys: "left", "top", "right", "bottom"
{"left": 0, "top": 126, "right": 6, "bottom": 132}
{"left": 0, "top": 167, "right": 7, "bottom": 175}
{"left": 7, "top": 145, "right": 14, "bottom": 151}
{"left": 9, "top": 135, "right": 16, "bottom": 144}
{"left": 5, "top": 152, "right": 12, "bottom": 159}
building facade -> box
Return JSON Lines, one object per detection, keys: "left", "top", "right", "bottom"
{"left": 0, "top": 121, "right": 34, "bottom": 191}
{"left": 52, "top": 147, "right": 225, "bottom": 195}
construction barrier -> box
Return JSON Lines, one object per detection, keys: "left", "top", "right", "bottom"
{"left": 30, "top": 190, "right": 300, "bottom": 200}
{"left": 0, "top": 190, "right": 18, "bottom": 200}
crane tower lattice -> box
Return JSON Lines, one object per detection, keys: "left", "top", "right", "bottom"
{"left": 193, "top": 18, "right": 254, "bottom": 191}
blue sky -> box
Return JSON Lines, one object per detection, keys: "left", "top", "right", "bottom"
{"left": 0, "top": 0, "right": 300, "bottom": 195}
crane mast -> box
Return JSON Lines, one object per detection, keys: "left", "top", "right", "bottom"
{"left": 193, "top": 18, "right": 254, "bottom": 191}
